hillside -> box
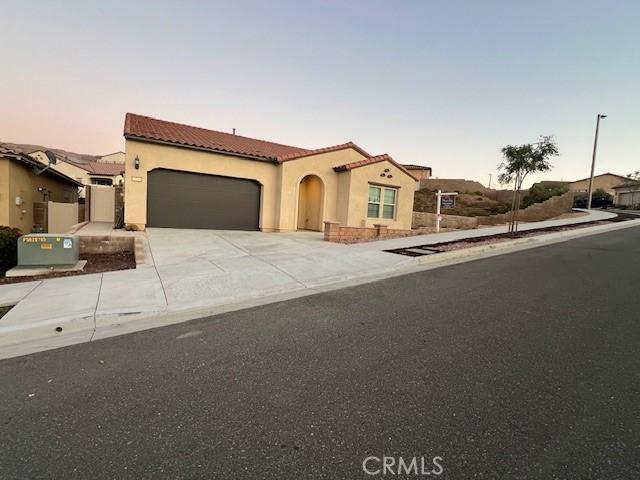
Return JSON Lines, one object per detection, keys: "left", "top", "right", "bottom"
{"left": 414, "top": 188, "right": 512, "bottom": 217}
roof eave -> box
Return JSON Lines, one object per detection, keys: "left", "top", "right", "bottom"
{"left": 2, "top": 153, "right": 84, "bottom": 187}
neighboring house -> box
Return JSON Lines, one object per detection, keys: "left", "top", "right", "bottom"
{"left": 97, "top": 151, "right": 125, "bottom": 164}
{"left": 30, "top": 151, "right": 124, "bottom": 194}
{"left": 402, "top": 164, "right": 432, "bottom": 181}
{"left": 123, "top": 113, "right": 417, "bottom": 232}
{"left": 0, "top": 146, "right": 81, "bottom": 233}
{"left": 613, "top": 182, "right": 640, "bottom": 207}
{"left": 567, "top": 173, "right": 628, "bottom": 196}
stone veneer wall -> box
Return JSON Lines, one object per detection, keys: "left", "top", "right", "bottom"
{"left": 323, "top": 221, "right": 434, "bottom": 244}
{"left": 412, "top": 212, "right": 478, "bottom": 230}
{"left": 477, "top": 192, "right": 574, "bottom": 226}
{"left": 78, "top": 235, "right": 135, "bottom": 254}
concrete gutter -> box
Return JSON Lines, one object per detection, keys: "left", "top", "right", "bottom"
{"left": 1, "top": 218, "right": 638, "bottom": 361}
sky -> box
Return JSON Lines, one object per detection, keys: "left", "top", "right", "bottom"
{"left": 1, "top": 0, "right": 638, "bottom": 187}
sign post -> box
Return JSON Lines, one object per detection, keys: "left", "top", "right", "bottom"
{"left": 435, "top": 190, "right": 458, "bottom": 233}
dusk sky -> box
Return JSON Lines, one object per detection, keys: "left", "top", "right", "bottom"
{"left": 2, "top": 0, "right": 638, "bottom": 187}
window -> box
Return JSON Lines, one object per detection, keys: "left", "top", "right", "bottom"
{"left": 91, "top": 177, "right": 113, "bottom": 186}
{"left": 367, "top": 185, "right": 397, "bottom": 219}
{"left": 368, "top": 186, "right": 381, "bottom": 218}
{"left": 382, "top": 188, "right": 396, "bottom": 219}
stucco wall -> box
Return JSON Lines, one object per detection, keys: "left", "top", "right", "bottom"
{"left": 1, "top": 158, "right": 79, "bottom": 233}
{"left": 124, "top": 139, "right": 280, "bottom": 230}
{"left": 0, "top": 159, "right": 10, "bottom": 226}
{"left": 278, "top": 148, "right": 367, "bottom": 231}
{"left": 347, "top": 162, "right": 415, "bottom": 230}
{"left": 124, "top": 139, "right": 415, "bottom": 231}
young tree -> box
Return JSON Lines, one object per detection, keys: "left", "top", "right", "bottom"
{"left": 498, "top": 136, "right": 559, "bottom": 233}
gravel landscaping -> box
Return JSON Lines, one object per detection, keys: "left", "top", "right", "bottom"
{"left": 0, "top": 252, "right": 136, "bottom": 285}
{"left": 386, "top": 214, "right": 636, "bottom": 257}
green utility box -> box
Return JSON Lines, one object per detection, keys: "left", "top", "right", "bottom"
{"left": 17, "top": 234, "right": 80, "bottom": 266}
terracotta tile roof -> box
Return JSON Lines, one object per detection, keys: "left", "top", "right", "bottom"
{"left": 83, "top": 161, "right": 125, "bottom": 176}
{"left": 124, "top": 113, "right": 310, "bottom": 161}
{"left": 333, "top": 154, "right": 419, "bottom": 181}
{"left": 402, "top": 164, "right": 432, "bottom": 171}
{"left": 60, "top": 158, "right": 124, "bottom": 176}
{"left": 0, "top": 145, "right": 21, "bottom": 157}
{"left": 277, "top": 142, "right": 371, "bottom": 162}
{"left": 122, "top": 114, "right": 415, "bottom": 179}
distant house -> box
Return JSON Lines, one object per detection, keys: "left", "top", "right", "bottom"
{"left": 29, "top": 151, "right": 124, "bottom": 195}
{"left": 567, "top": 173, "right": 628, "bottom": 196}
{"left": 0, "top": 146, "right": 81, "bottom": 233}
{"left": 613, "top": 181, "right": 640, "bottom": 207}
{"left": 402, "top": 164, "right": 432, "bottom": 181}
{"left": 97, "top": 151, "right": 125, "bottom": 164}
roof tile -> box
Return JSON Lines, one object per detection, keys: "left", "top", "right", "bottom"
{"left": 333, "top": 154, "right": 418, "bottom": 181}
{"left": 124, "top": 113, "right": 309, "bottom": 161}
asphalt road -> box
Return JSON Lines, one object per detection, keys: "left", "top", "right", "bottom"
{"left": 2, "top": 227, "right": 640, "bottom": 479}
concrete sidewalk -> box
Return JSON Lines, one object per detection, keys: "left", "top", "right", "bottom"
{"left": 0, "top": 209, "right": 630, "bottom": 359}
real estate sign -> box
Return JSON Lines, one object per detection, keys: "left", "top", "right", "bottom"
{"left": 441, "top": 195, "right": 456, "bottom": 209}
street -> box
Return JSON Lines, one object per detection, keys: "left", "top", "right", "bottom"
{"left": 1, "top": 227, "right": 639, "bottom": 479}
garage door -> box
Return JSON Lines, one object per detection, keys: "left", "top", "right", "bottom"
{"left": 617, "top": 192, "right": 635, "bottom": 207}
{"left": 147, "top": 169, "right": 260, "bottom": 230}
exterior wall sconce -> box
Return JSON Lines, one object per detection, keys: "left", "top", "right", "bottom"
{"left": 134, "top": 156, "right": 140, "bottom": 170}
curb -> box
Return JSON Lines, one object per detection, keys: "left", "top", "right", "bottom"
{"left": 414, "top": 219, "right": 640, "bottom": 267}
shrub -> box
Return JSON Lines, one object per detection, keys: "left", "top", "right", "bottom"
{"left": 0, "top": 226, "right": 22, "bottom": 274}
{"left": 522, "top": 182, "right": 569, "bottom": 208}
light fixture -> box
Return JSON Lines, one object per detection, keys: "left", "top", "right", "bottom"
{"left": 134, "top": 156, "right": 140, "bottom": 170}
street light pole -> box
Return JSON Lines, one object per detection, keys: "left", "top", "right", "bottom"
{"left": 586, "top": 113, "right": 607, "bottom": 209}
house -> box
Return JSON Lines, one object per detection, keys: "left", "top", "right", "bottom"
{"left": 97, "top": 151, "right": 125, "bottom": 164}
{"left": 567, "top": 173, "right": 629, "bottom": 196}
{"left": 613, "top": 181, "right": 640, "bottom": 207}
{"left": 0, "top": 146, "right": 82, "bottom": 233}
{"left": 402, "top": 164, "right": 432, "bottom": 181}
{"left": 123, "top": 113, "right": 417, "bottom": 232}
{"left": 30, "top": 151, "right": 124, "bottom": 191}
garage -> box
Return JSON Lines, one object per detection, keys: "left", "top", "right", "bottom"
{"left": 147, "top": 169, "right": 261, "bottom": 230}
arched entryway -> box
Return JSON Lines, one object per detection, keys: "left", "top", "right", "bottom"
{"left": 297, "top": 175, "right": 324, "bottom": 231}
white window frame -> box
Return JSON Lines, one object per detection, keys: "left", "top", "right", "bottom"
{"left": 367, "top": 185, "right": 398, "bottom": 220}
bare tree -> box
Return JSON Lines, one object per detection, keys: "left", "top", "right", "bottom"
{"left": 498, "top": 136, "right": 559, "bottom": 234}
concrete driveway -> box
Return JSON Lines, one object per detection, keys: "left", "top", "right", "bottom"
{"left": 146, "top": 228, "right": 412, "bottom": 311}
{"left": 1, "top": 209, "right": 626, "bottom": 359}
